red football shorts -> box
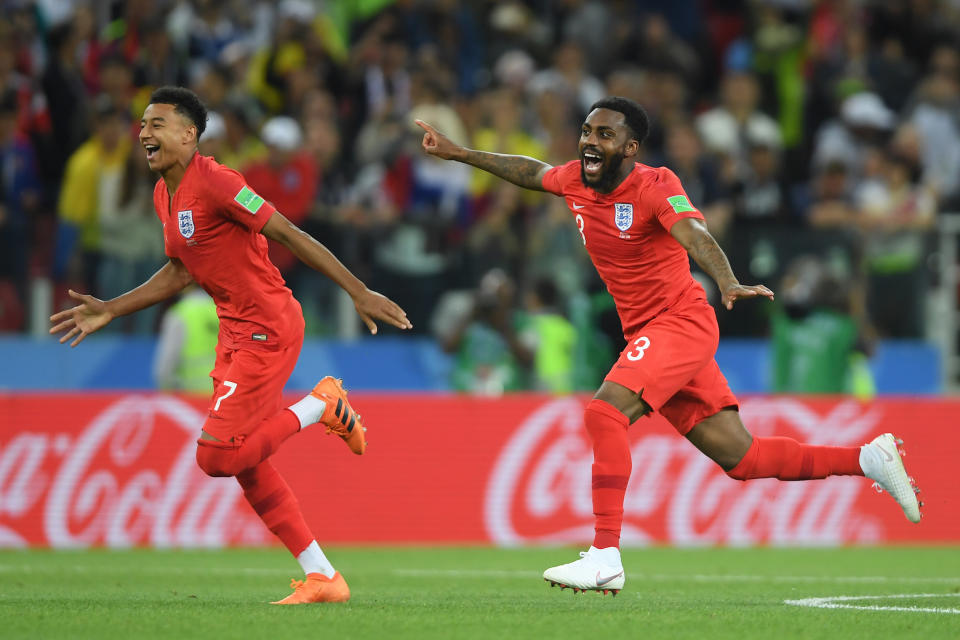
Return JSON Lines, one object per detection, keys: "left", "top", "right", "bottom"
{"left": 201, "top": 337, "right": 303, "bottom": 441}
{"left": 604, "top": 294, "right": 738, "bottom": 435}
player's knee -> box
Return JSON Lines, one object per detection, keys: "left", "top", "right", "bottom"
{"left": 584, "top": 400, "right": 632, "bottom": 466}
{"left": 195, "top": 442, "right": 239, "bottom": 477}
{"left": 584, "top": 399, "right": 629, "bottom": 434}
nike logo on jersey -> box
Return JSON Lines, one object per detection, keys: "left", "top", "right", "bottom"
{"left": 596, "top": 570, "right": 624, "bottom": 586}
{"left": 572, "top": 203, "right": 585, "bottom": 210}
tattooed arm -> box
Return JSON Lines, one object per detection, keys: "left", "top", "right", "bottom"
{"left": 670, "top": 218, "right": 775, "bottom": 309}
{"left": 416, "top": 119, "right": 552, "bottom": 191}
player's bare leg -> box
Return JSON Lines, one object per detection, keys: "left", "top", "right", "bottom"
{"left": 543, "top": 382, "right": 644, "bottom": 595}
{"left": 687, "top": 409, "right": 922, "bottom": 522}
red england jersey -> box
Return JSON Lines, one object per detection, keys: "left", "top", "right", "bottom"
{"left": 153, "top": 153, "right": 301, "bottom": 351}
{"left": 542, "top": 160, "right": 706, "bottom": 337}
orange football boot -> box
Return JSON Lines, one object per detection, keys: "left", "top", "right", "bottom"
{"left": 311, "top": 376, "right": 366, "bottom": 455}
{"left": 270, "top": 571, "right": 351, "bottom": 605}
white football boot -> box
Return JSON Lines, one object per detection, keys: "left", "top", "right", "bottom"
{"left": 543, "top": 546, "right": 625, "bottom": 595}
{"left": 859, "top": 433, "right": 922, "bottom": 523}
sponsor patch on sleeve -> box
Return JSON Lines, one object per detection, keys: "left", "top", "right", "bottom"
{"left": 234, "top": 186, "right": 265, "bottom": 214}
{"left": 667, "top": 195, "right": 695, "bottom": 214}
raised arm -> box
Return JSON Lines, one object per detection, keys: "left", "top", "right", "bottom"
{"left": 50, "top": 257, "right": 193, "bottom": 346}
{"left": 261, "top": 212, "right": 412, "bottom": 333}
{"left": 670, "top": 218, "right": 774, "bottom": 310}
{"left": 416, "top": 119, "right": 552, "bottom": 192}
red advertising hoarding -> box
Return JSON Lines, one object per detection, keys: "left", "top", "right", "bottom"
{"left": 0, "top": 393, "right": 955, "bottom": 548}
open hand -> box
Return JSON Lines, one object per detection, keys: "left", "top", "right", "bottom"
{"left": 721, "top": 284, "right": 775, "bottom": 310}
{"left": 353, "top": 289, "right": 412, "bottom": 334}
{"left": 415, "top": 119, "right": 462, "bottom": 160}
{"left": 49, "top": 289, "right": 114, "bottom": 347}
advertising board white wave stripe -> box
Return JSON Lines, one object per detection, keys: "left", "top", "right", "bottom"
{"left": 484, "top": 397, "right": 885, "bottom": 546}
{"left": 1, "top": 396, "right": 265, "bottom": 549}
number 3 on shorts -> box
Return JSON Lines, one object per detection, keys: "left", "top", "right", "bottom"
{"left": 626, "top": 336, "right": 651, "bottom": 361}
{"left": 214, "top": 380, "right": 237, "bottom": 411}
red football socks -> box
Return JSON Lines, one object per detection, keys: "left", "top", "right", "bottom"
{"left": 236, "top": 460, "right": 314, "bottom": 556}
{"left": 195, "top": 409, "right": 300, "bottom": 477}
{"left": 585, "top": 399, "right": 632, "bottom": 549}
{"left": 726, "top": 436, "right": 863, "bottom": 481}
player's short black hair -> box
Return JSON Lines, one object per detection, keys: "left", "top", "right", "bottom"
{"left": 588, "top": 96, "right": 650, "bottom": 145}
{"left": 149, "top": 86, "right": 208, "bottom": 138}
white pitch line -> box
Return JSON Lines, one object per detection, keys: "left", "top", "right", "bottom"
{"left": 0, "top": 565, "right": 957, "bottom": 586}
{"left": 785, "top": 593, "right": 960, "bottom": 615}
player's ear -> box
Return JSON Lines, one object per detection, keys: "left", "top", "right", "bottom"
{"left": 183, "top": 125, "right": 197, "bottom": 145}
{"left": 624, "top": 138, "right": 639, "bottom": 158}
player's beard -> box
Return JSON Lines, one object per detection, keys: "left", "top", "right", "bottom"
{"left": 580, "top": 151, "right": 626, "bottom": 193}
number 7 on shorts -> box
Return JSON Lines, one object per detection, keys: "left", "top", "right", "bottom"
{"left": 214, "top": 380, "right": 237, "bottom": 411}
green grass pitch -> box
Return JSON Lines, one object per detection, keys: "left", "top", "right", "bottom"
{"left": 1, "top": 547, "right": 958, "bottom": 639}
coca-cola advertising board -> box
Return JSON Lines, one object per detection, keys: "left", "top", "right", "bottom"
{"left": 0, "top": 393, "right": 956, "bottom": 548}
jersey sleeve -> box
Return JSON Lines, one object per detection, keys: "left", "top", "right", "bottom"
{"left": 541, "top": 160, "right": 579, "bottom": 196}
{"left": 648, "top": 168, "right": 705, "bottom": 232}
{"left": 206, "top": 164, "right": 277, "bottom": 233}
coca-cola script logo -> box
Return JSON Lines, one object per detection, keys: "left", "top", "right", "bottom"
{"left": 484, "top": 397, "right": 885, "bottom": 546}
{"left": 0, "top": 396, "right": 268, "bottom": 548}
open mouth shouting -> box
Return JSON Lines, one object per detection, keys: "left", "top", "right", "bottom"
{"left": 144, "top": 143, "right": 161, "bottom": 163}
{"left": 582, "top": 149, "right": 603, "bottom": 177}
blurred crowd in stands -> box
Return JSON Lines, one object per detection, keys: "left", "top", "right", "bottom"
{"left": 1, "top": 0, "right": 957, "bottom": 391}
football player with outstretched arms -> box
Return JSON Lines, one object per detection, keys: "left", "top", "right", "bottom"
{"left": 51, "top": 86, "right": 412, "bottom": 605}
{"left": 417, "top": 96, "right": 920, "bottom": 595}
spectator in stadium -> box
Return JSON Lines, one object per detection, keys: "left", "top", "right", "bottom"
{"left": 903, "top": 48, "right": 960, "bottom": 208}
{"left": 97, "top": 53, "right": 139, "bottom": 120}
{"left": 197, "top": 111, "right": 226, "bottom": 160}
{"left": 96, "top": 137, "right": 166, "bottom": 335}
{"left": 806, "top": 160, "right": 856, "bottom": 228}
{"left": 729, "top": 118, "right": 793, "bottom": 228}
{"left": 659, "top": 122, "right": 732, "bottom": 238}
{"left": 468, "top": 87, "right": 546, "bottom": 202}
{"left": 854, "top": 149, "right": 936, "bottom": 338}
{"left": 244, "top": 116, "right": 318, "bottom": 277}
{"left": 0, "top": 89, "right": 42, "bottom": 305}
{"left": 133, "top": 21, "right": 189, "bottom": 90}
{"left": 41, "top": 22, "right": 91, "bottom": 185}
{"left": 528, "top": 40, "right": 606, "bottom": 116}
{"left": 524, "top": 276, "right": 577, "bottom": 394}
{"left": 55, "top": 96, "right": 131, "bottom": 293}
{"left": 435, "top": 267, "right": 534, "bottom": 395}
{"left": 50, "top": 86, "right": 411, "bottom": 605}
{"left": 418, "top": 95, "right": 921, "bottom": 598}
{"left": 771, "top": 255, "right": 875, "bottom": 397}
{"left": 811, "top": 91, "right": 896, "bottom": 183}
{"left": 696, "top": 71, "right": 779, "bottom": 185}
{"left": 217, "top": 101, "right": 267, "bottom": 171}
{"left": 153, "top": 284, "right": 219, "bottom": 392}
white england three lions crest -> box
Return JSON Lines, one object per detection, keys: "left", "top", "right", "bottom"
{"left": 614, "top": 203, "right": 633, "bottom": 231}
{"left": 178, "top": 210, "right": 195, "bottom": 238}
